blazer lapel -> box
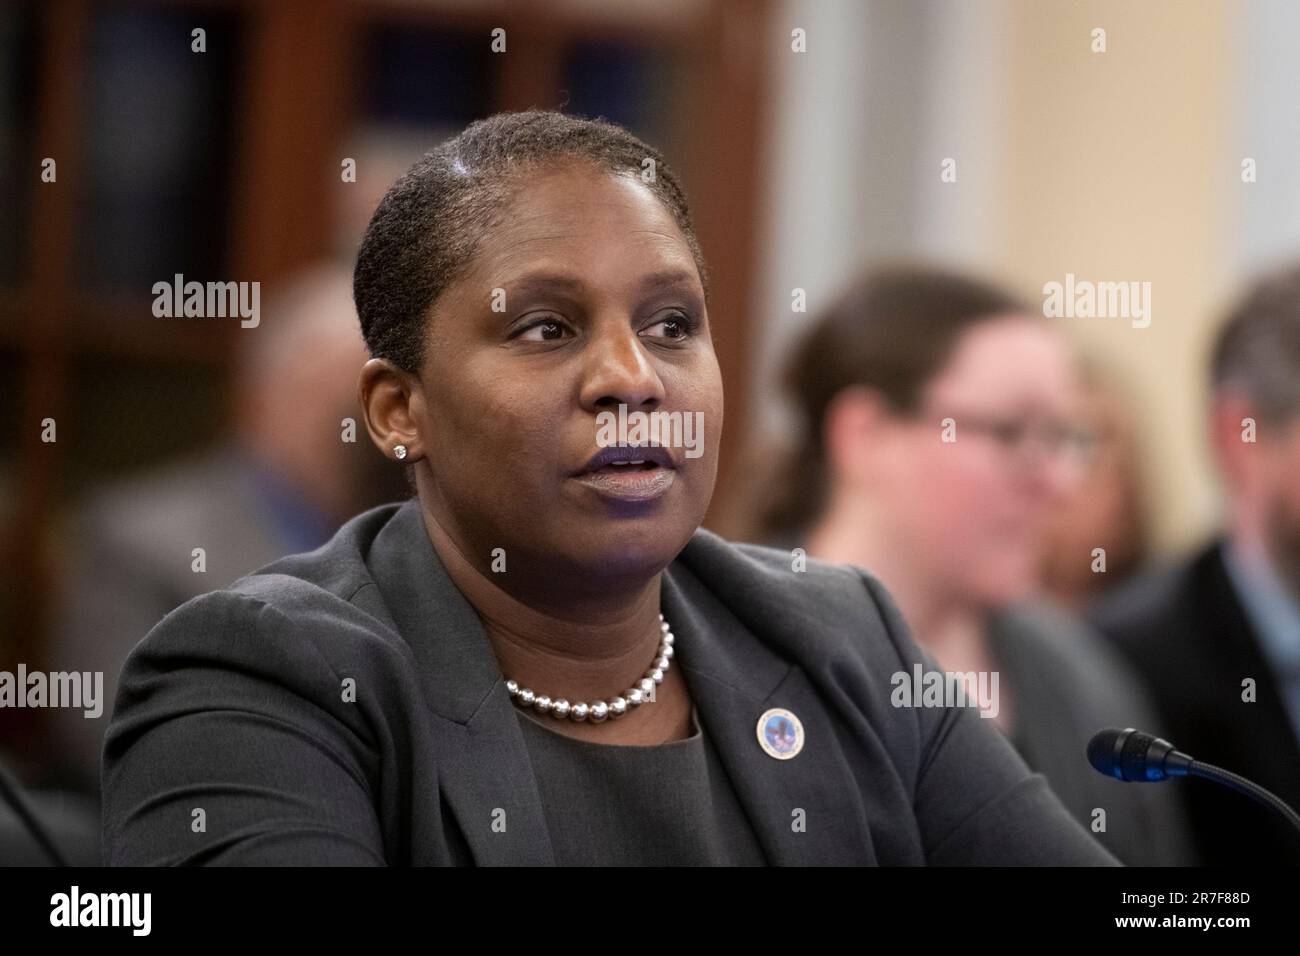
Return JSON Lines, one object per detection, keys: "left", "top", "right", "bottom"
{"left": 365, "top": 500, "right": 876, "bottom": 865}
{"left": 662, "top": 564, "right": 879, "bottom": 865}
{"left": 366, "top": 499, "right": 555, "bottom": 866}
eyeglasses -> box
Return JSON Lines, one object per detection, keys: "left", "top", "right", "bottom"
{"left": 909, "top": 407, "right": 1100, "bottom": 471}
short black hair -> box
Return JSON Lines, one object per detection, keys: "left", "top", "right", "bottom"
{"left": 1211, "top": 261, "right": 1300, "bottom": 423}
{"left": 353, "top": 109, "right": 710, "bottom": 374}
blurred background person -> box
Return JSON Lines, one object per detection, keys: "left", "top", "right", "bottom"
{"left": 1038, "top": 358, "right": 1151, "bottom": 610}
{"left": 40, "top": 263, "right": 405, "bottom": 801}
{"left": 750, "top": 264, "right": 1194, "bottom": 865}
{"left": 1088, "top": 261, "right": 1300, "bottom": 865}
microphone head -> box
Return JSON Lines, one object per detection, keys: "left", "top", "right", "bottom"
{"left": 1087, "top": 727, "right": 1190, "bottom": 781}
{"left": 1087, "top": 728, "right": 1127, "bottom": 778}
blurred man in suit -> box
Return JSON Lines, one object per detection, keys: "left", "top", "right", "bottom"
{"left": 1089, "top": 261, "right": 1300, "bottom": 865}
{"left": 43, "top": 263, "right": 405, "bottom": 800}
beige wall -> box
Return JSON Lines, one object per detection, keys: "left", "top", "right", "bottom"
{"left": 753, "top": 0, "right": 1269, "bottom": 556}
{"left": 993, "top": 0, "right": 1238, "bottom": 554}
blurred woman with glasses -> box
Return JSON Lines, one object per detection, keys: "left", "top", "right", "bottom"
{"left": 752, "top": 265, "right": 1193, "bottom": 865}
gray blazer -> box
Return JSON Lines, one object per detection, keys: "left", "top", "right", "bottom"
{"left": 101, "top": 498, "right": 1118, "bottom": 866}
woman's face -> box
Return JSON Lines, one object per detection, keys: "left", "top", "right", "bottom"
{"left": 878, "top": 316, "right": 1085, "bottom": 607}
{"left": 411, "top": 163, "right": 723, "bottom": 590}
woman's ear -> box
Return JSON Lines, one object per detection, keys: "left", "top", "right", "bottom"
{"left": 822, "top": 385, "right": 889, "bottom": 489}
{"left": 358, "top": 357, "right": 426, "bottom": 462}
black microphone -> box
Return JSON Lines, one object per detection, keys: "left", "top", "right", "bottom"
{"left": 1087, "top": 727, "right": 1300, "bottom": 836}
{"left": 1087, "top": 727, "right": 1193, "bottom": 781}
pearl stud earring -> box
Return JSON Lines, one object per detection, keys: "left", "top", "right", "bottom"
{"left": 393, "top": 444, "right": 408, "bottom": 460}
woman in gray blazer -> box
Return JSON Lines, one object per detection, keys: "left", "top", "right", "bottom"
{"left": 101, "top": 110, "right": 1116, "bottom": 866}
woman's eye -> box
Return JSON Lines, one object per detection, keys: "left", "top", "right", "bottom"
{"left": 642, "top": 311, "right": 694, "bottom": 340}
{"left": 516, "top": 318, "right": 569, "bottom": 342}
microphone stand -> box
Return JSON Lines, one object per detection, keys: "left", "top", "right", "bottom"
{"left": 1190, "top": 760, "right": 1300, "bottom": 834}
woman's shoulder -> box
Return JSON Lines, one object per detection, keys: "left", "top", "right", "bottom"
{"left": 126, "top": 502, "right": 413, "bottom": 677}
{"left": 677, "top": 527, "right": 881, "bottom": 599}
{"left": 100, "top": 509, "right": 413, "bottom": 866}
{"left": 227, "top": 501, "right": 407, "bottom": 610}
{"left": 671, "top": 528, "right": 920, "bottom": 675}
{"left": 990, "top": 598, "right": 1163, "bottom": 725}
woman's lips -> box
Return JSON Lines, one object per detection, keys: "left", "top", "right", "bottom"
{"left": 571, "top": 461, "right": 676, "bottom": 502}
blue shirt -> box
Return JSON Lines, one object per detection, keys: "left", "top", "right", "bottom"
{"left": 1223, "top": 538, "right": 1300, "bottom": 744}
{"left": 229, "top": 442, "right": 335, "bottom": 555}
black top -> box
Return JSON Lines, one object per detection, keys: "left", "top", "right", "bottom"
{"left": 515, "top": 705, "right": 768, "bottom": 866}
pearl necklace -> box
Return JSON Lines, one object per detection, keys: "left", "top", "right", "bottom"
{"left": 505, "top": 614, "right": 676, "bottom": 723}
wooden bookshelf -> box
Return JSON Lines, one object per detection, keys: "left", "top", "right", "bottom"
{"left": 0, "top": 0, "right": 771, "bottom": 733}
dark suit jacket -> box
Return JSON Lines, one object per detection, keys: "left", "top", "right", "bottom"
{"left": 102, "top": 498, "right": 1118, "bottom": 865}
{"left": 1088, "top": 538, "right": 1300, "bottom": 865}
{"left": 989, "top": 602, "right": 1196, "bottom": 865}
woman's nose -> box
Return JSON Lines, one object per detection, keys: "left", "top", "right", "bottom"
{"left": 579, "top": 325, "right": 666, "bottom": 412}
{"left": 1020, "top": 448, "right": 1085, "bottom": 504}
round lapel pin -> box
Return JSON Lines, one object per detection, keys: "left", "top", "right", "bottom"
{"left": 757, "top": 707, "right": 804, "bottom": 760}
